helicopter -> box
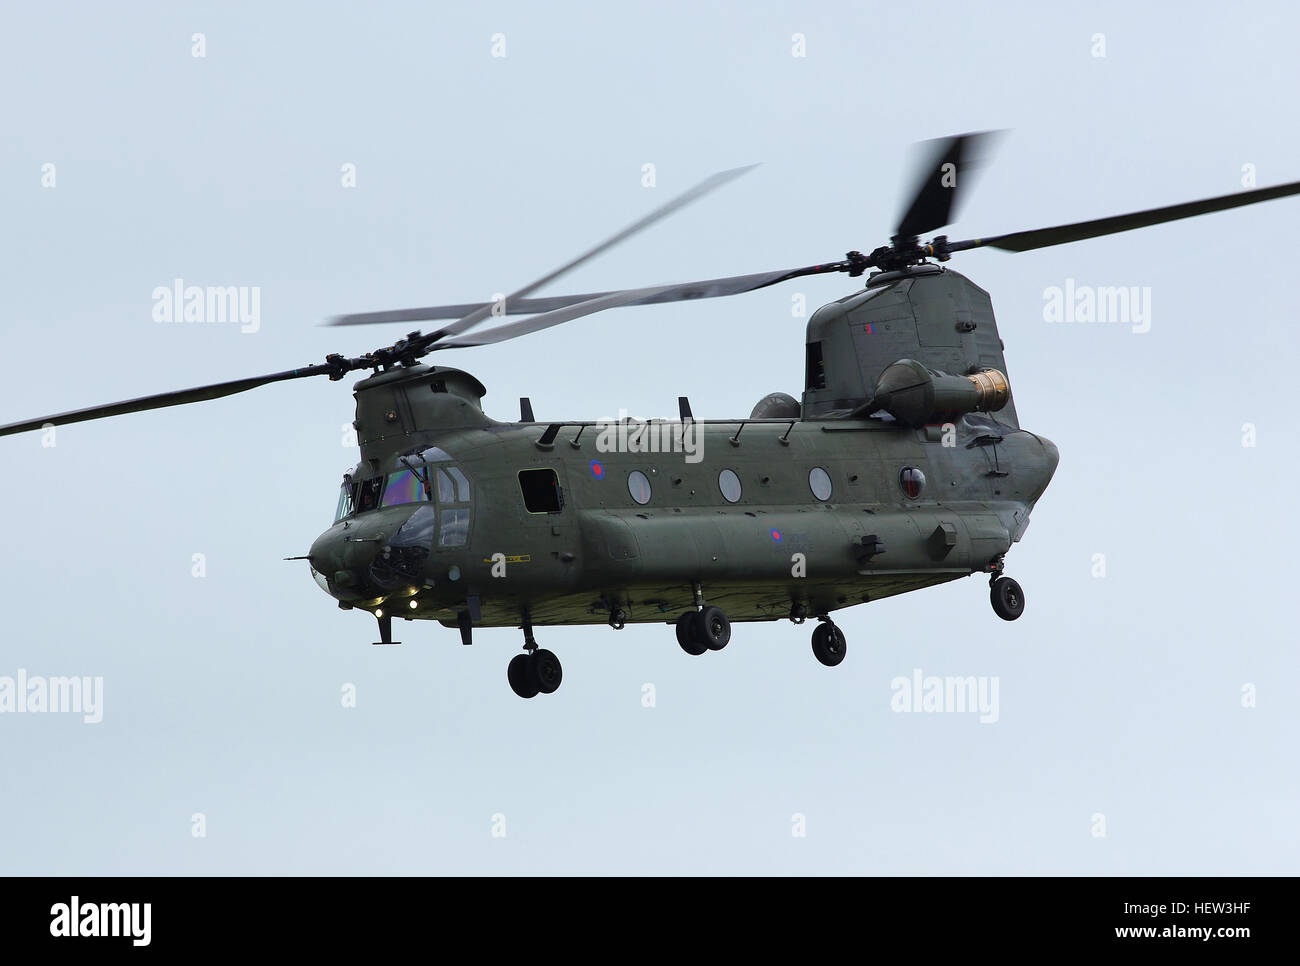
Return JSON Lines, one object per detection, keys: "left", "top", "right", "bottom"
{"left": 5, "top": 133, "right": 1299, "bottom": 699}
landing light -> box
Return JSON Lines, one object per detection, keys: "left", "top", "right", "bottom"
{"left": 409, "top": 600, "right": 418, "bottom": 610}
{"left": 375, "top": 608, "right": 384, "bottom": 619}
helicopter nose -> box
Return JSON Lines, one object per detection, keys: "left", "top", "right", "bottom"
{"left": 309, "top": 506, "right": 433, "bottom": 603}
{"left": 309, "top": 530, "right": 379, "bottom": 602}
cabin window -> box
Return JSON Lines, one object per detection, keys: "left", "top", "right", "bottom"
{"left": 718, "top": 469, "right": 742, "bottom": 503}
{"left": 809, "top": 467, "right": 832, "bottom": 501}
{"left": 899, "top": 467, "right": 926, "bottom": 499}
{"left": 627, "top": 470, "right": 652, "bottom": 506}
{"left": 519, "top": 469, "right": 562, "bottom": 513}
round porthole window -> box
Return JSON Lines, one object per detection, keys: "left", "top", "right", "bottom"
{"left": 809, "top": 467, "right": 832, "bottom": 501}
{"left": 900, "top": 466, "right": 926, "bottom": 499}
{"left": 718, "top": 469, "right": 742, "bottom": 503}
{"left": 627, "top": 470, "right": 652, "bottom": 505}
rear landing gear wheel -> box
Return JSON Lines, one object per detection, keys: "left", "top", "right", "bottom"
{"left": 508, "top": 654, "right": 539, "bottom": 699}
{"left": 676, "top": 611, "right": 707, "bottom": 656}
{"left": 990, "top": 576, "right": 1025, "bottom": 621}
{"left": 811, "top": 621, "right": 846, "bottom": 667}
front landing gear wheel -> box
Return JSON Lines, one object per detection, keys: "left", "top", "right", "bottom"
{"left": 529, "top": 649, "right": 563, "bottom": 694}
{"left": 811, "top": 621, "right": 846, "bottom": 667}
{"left": 990, "top": 576, "right": 1025, "bottom": 621}
{"left": 676, "top": 611, "right": 707, "bottom": 655}
{"left": 508, "top": 654, "right": 539, "bottom": 699}
{"left": 695, "top": 605, "right": 731, "bottom": 651}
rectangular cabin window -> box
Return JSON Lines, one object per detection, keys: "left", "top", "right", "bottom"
{"left": 519, "top": 469, "right": 562, "bottom": 513}
{"left": 805, "top": 341, "right": 826, "bottom": 391}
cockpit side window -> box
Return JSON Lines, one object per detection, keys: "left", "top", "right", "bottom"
{"left": 357, "top": 476, "right": 383, "bottom": 513}
{"left": 334, "top": 482, "right": 357, "bottom": 522}
{"left": 435, "top": 468, "right": 456, "bottom": 504}
{"left": 447, "top": 466, "right": 471, "bottom": 502}
{"left": 438, "top": 508, "right": 469, "bottom": 547}
{"left": 435, "top": 466, "right": 472, "bottom": 547}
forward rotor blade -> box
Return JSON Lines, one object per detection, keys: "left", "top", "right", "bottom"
{"left": 0, "top": 365, "right": 331, "bottom": 437}
{"left": 431, "top": 286, "right": 680, "bottom": 349}
{"left": 895, "top": 131, "right": 1002, "bottom": 239}
{"left": 330, "top": 164, "right": 758, "bottom": 333}
{"left": 330, "top": 296, "right": 593, "bottom": 325}
{"left": 962, "top": 179, "right": 1300, "bottom": 253}
{"left": 429, "top": 260, "right": 863, "bottom": 350}
{"left": 337, "top": 260, "right": 855, "bottom": 329}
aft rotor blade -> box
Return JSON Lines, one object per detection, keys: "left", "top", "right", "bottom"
{"left": 894, "top": 131, "right": 1002, "bottom": 239}
{"left": 0, "top": 365, "right": 332, "bottom": 437}
{"left": 330, "top": 164, "right": 758, "bottom": 333}
{"left": 957, "top": 179, "right": 1300, "bottom": 253}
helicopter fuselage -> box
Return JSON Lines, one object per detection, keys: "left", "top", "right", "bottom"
{"left": 307, "top": 361, "right": 1058, "bottom": 634}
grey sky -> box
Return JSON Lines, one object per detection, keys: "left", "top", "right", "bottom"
{"left": 1, "top": 1, "right": 1296, "bottom": 874}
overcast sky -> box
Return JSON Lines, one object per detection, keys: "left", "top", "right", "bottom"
{"left": 1, "top": 1, "right": 1296, "bottom": 874}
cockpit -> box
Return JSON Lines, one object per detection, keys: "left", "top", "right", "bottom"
{"left": 332, "top": 445, "right": 472, "bottom": 547}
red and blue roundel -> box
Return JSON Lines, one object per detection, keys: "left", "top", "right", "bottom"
{"left": 590, "top": 460, "right": 605, "bottom": 479}
{"left": 770, "top": 529, "right": 783, "bottom": 542}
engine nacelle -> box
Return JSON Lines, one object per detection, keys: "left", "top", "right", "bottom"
{"left": 870, "top": 359, "right": 1008, "bottom": 427}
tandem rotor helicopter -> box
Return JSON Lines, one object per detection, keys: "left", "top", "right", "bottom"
{"left": 5, "top": 133, "right": 1299, "bottom": 698}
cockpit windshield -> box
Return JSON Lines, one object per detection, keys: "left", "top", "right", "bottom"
{"left": 382, "top": 467, "right": 429, "bottom": 507}
{"left": 333, "top": 447, "right": 463, "bottom": 523}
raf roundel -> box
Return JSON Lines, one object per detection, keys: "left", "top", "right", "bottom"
{"left": 771, "top": 529, "right": 783, "bottom": 542}
{"left": 589, "top": 460, "right": 604, "bottom": 479}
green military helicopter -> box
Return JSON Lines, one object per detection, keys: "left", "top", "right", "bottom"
{"left": 5, "top": 134, "right": 1299, "bottom": 698}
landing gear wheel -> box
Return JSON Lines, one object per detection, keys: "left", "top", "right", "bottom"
{"left": 990, "top": 576, "right": 1025, "bottom": 621}
{"left": 609, "top": 608, "right": 627, "bottom": 630}
{"left": 811, "top": 621, "right": 847, "bottom": 667}
{"left": 676, "top": 611, "right": 708, "bottom": 656}
{"left": 529, "top": 648, "right": 563, "bottom": 694}
{"left": 508, "top": 654, "right": 539, "bottom": 699}
{"left": 695, "top": 605, "right": 731, "bottom": 651}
